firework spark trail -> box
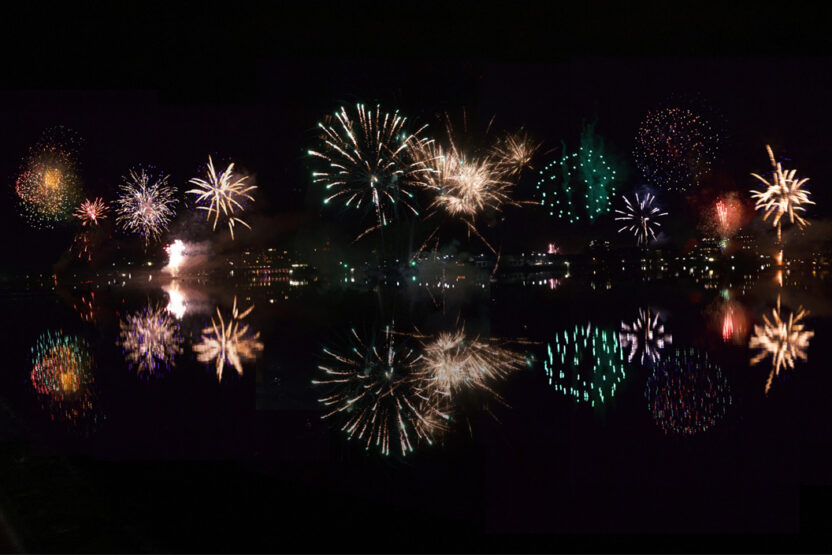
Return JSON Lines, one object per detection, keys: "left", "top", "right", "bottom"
{"left": 749, "top": 295, "right": 814, "bottom": 395}
{"left": 118, "top": 303, "right": 183, "bottom": 376}
{"left": 312, "top": 325, "right": 448, "bottom": 456}
{"left": 115, "top": 168, "right": 178, "bottom": 245}
{"left": 193, "top": 297, "right": 263, "bottom": 381}
{"left": 309, "top": 104, "right": 435, "bottom": 242}
{"left": 187, "top": 156, "right": 257, "bottom": 240}
{"left": 614, "top": 192, "right": 668, "bottom": 246}
{"left": 750, "top": 145, "right": 815, "bottom": 243}
{"left": 645, "top": 348, "right": 732, "bottom": 436}
{"left": 16, "top": 127, "right": 84, "bottom": 228}
{"left": 619, "top": 308, "right": 672, "bottom": 365}
{"left": 74, "top": 198, "right": 109, "bottom": 226}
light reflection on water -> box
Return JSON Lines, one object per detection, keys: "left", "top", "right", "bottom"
{"left": 2, "top": 266, "right": 825, "bottom": 459}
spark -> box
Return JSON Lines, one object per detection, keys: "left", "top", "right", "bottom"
{"left": 187, "top": 156, "right": 256, "bottom": 240}
{"left": 619, "top": 307, "right": 672, "bottom": 365}
{"left": 309, "top": 104, "right": 434, "bottom": 241}
{"left": 312, "top": 325, "right": 448, "bottom": 456}
{"left": 193, "top": 296, "right": 263, "bottom": 381}
{"left": 118, "top": 303, "right": 183, "bottom": 376}
{"left": 749, "top": 295, "right": 814, "bottom": 395}
{"left": 74, "top": 197, "right": 109, "bottom": 226}
{"left": 614, "top": 192, "right": 668, "bottom": 246}
{"left": 115, "top": 168, "right": 178, "bottom": 245}
{"left": 750, "top": 145, "right": 814, "bottom": 243}
{"left": 645, "top": 348, "right": 732, "bottom": 436}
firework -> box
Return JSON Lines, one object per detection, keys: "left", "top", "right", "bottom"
{"left": 309, "top": 104, "right": 434, "bottom": 241}
{"left": 414, "top": 326, "right": 525, "bottom": 402}
{"left": 750, "top": 145, "right": 814, "bottom": 243}
{"left": 193, "top": 296, "right": 263, "bottom": 381}
{"left": 711, "top": 193, "right": 745, "bottom": 238}
{"left": 535, "top": 121, "right": 618, "bottom": 224}
{"left": 312, "top": 325, "right": 448, "bottom": 456}
{"left": 614, "top": 192, "right": 668, "bottom": 246}
{"left": 619, "top": 307, "right": 672, "bottom": 365}
{"left": 118, "top": 303, "right": 183, "bottom": 376}
{"left": 544, "top": 323, "right": 625, "bottom": 407}
{"left": 74, "top": 197, "right": 109, "bottom": 226}
{"left": 645, "top": 348, "right": 732, "bottom": 436}
{"left": 187, "top": 156, "right": 256, "bottom": 240}
{"left": 491, "top": 130, "right": 541, "bottom": 176}
{"left": 115, "top": 168, "right": 178, "bottom": 245}
{"left": 165, "top": 240, "right": 186, "bottom": 277}
{"left": 633, "top": 107, "right": 719, "bottom": 191}
{"left": 749, "top": 295, "right": 814, "bottom": 394}
{"left": 411, "top": 133, "right": 518, "bottom": 259}
{"left": 16, "top": 126, "right": 84, "bottom": 228}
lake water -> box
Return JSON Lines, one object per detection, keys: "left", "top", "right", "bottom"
{"left": 0, "top": 267, "right": 829, "bottom": 551}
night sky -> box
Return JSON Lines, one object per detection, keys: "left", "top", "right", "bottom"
{"left": 2, "top": 5, "right": 831, "bottom": 270}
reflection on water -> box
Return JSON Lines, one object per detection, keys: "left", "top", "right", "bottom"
{"left": 644, "top": 348, "right": 732, "bottom": 436}
{"left": 415, "top": 325, "right": 526, "bottom": 404}
{"left": 163, "top": 280, "right": 187, "bottom": 319}
{"left": 118, "top": 302, "right": 184, "bottom": 377}
{"left": 543, "top": 323, "right": 625, "bottom": 407}
{"left": 193, "top": 296, "right": 264, "bottom": 381}
{"left": 619, "top": 307, "right": 672, "bottom": 365}
{"left": 30, "top": 330, "right": 100, "bottom": 430}
{"left": 313, "top": 325, "right": 449, "bottom": 457}
{"left": 749, "top": 295, "right": 815, "bottom": 395}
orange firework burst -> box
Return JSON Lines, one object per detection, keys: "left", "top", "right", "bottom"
{"left": 16, "top": 127, "right": 84, "bottom": 228}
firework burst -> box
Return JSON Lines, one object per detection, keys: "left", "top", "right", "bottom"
{"left": 749, "top": 295, "right": 814, "bottom": 395}
{"left": 187, "top": 156, "right": 256, "bottom": 240}
{"left": 490, "top": 130, "right": 541, "bottom": 176}
{"left": 750, "top": 145, "right": 814, "bottom": 243}
{"left": 115, "top": 168, "right": 178, "bottom": 245}
{"left": 414, "top": 326, "right": 526, "bottom": 402}
{"left": 619, "top": 307, "right": 672, "bottom": 365}
{"left": 645, "top": 348, "right": 732, "bottom": 436}
{"left": 74, "top": 197, "right": 109, "bottom": 226}
{"left": 614, "top": 192, "right": 668, "bottom": 246}
{"left": 312, "top": 325, "right": 448, "bottom": 456}
{"left": 633, "top": 107, "right": 719, "bottom": 191}
{"left": 193, "top": 297, "right": 264, "bottom": 381}
{"left": 535, "top": 121, "right": 618, "bottom": 224}
{"left": 309, "top": 104, "right": 434, "bottom": 241}
{"left": 15, "top": 126, "right": 84, "bottom": 228}
{"left": 118, "top": 303, "right": 183, "bottom": 376}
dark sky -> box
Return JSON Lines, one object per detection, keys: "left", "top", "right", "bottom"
{"left": 2, "top": 5, "right": 831, "bottom": 270}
